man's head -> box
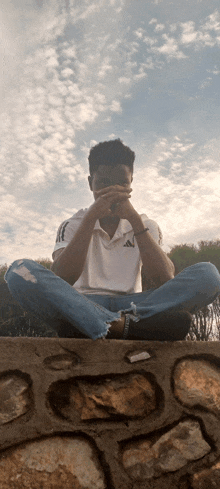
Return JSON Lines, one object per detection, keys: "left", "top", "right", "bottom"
{"left": 88, "top": 139, "right": 135, "bottom": 195}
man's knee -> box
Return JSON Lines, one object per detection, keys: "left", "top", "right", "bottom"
{"left": 194, "top": 262, "right": 219, "bottom": 281}
{"left": 187, "top": 262, "right": 220, "bottom": 299}
{"left": 186, "top": 261, "right": 219, "bottom": 279}
{"left": 5, "top": 259, "right": 37, "bottom": 286}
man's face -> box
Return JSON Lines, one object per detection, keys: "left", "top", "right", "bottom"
{"left": 88, "top": 164, "right": 133, "bottom": 199}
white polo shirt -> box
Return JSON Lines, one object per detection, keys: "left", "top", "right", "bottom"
{"left": 53, "top": 209, "right": 162, "bottom": 296}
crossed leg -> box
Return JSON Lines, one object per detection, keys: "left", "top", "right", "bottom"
{"left": 4, "top": 259, "right": 220, "bottom": 340}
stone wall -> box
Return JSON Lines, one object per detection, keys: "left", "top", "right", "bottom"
{"left": 0, "top": 338, "right": 220, "bottom": 488}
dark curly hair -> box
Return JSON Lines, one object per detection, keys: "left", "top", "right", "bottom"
{"left": 88, "top": 139, "right": 135, "bottom": 176}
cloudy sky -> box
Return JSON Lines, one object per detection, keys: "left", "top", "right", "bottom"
{"left": 1, "top": 0, "right": 220, "bottom": 264}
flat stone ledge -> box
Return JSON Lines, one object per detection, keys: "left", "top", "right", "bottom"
{"left": 0, "top": 338, "right": 220, "bottom": 489}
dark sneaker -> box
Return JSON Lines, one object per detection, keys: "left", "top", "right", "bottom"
{"left": 0, "top": 317, "right": 58, "bottom": 337}
{"left": 57, "top": 320, "right": 88, "bottom": 338}
{"left": 126, "top": 310, "right": 192, "bottom": 341}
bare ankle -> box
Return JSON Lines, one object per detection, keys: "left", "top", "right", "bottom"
{"left": 107, "top": 316, "right": 125, "bottom": 338}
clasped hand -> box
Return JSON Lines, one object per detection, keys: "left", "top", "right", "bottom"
{"left": 89, "top": 185, "right": 136, "bottom": 221}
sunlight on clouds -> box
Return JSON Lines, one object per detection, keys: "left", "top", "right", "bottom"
{"left": 0, "top": 181, "right": 80, "bottom": 263}
{"left": 179, "top": 12, "right": 220, "bottom": 48}
{"left": 199, "top": 77, "right": 213, "bottom": 89}
{"left": 143, "top": 36, "right": 157, "bottom": 46}
{"left": 119, "top": 77, "right": 131, "bottom": 84}
{"left": 138, "top": 10, "right": 220, "bottom": 64}
{"left": 134, "top": 67, "right": 148, "bottom": 80}
{"left": 132, "top": 136, "right": 220, "bottom": 251}
{"left": 180, "top": 21, "right": 198, "bottom": 44}
{"left": 110, "top": 101, "right": 122, "bottom": 112}
{"left": 154, "top": 23, "right": 165, "bottom": 32}
{"left": 134, "top": 29, "right": 144, "bottom": 39}
{"left": 70, "top": 3, "right": 102, "bottom": 21}
{"left": 98, "top": 57, "right": 113, "bottom": 78}
{"left": 1, "top": 1, "right": 220, "bottom": 262}
{"left": 69, "top": 0, "right": 125, "bottom": 22}
{"left": 207, "top": 65, "right": 220, "bottom": 75}
{"left": 154, "top": 34, "right": 186, "bottom": 58}
{"left": 2, "top": 0, "right": 138, "bottom": 194}
{"left": 203, "top": 10, "right": 220, "bottom": 32}
{"left": 0, "top": 198, "right": 76, "bottom": 263}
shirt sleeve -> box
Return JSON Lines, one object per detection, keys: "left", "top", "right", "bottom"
{"left": 52, "top": 217, "right": 81, "bottom": 259}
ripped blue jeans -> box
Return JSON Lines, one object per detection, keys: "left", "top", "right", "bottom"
{"left": 4, "top": 259, "right": 220, "bottom": 340}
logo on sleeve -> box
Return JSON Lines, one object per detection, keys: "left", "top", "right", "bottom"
{"left": 56, "top": 221, "right": 69, "bottom": 242}
{"left": 123, "top": 239, "right": 135, "bottom": 248}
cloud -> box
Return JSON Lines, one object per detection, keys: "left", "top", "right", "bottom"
{"left": 180, "top": 21, "right": 198, "bottom": 44}
{"left": 0, "top": 192, "right": 78, "bottom": 263}
{"left": 203, "top": 9, "right": 220, "bottom": 32}
{"left": 1, "top": 1, "right": 220, "bottom": 263}
{"left": 153, "top": 34, "right": 186, "bottom": 59}
{"left": 132, "top": 136, "right": 220, "bottom": 251}
{"left": 207, "top": 65, "right": 220, "bottom": 75}
{"left": 110, "top": 101, "right": 122, "bottom": 112}
{"left": 154, "top": 23, "right": 165, "bottom": 32}
{"left": 1, "top": 2, "right": 140, "bottom": 195}
{"left": 199, "top": 77, "right": 213, "bottom": 89}
{"left": 98, "top": 57, "right": 113, "bottom": 79}
{"left": 119, "top": 77, "right": 131, "bottom": 84}
{"left": 135, "top": 9, "right": 220, "bottom": 67}
{"left": 134, "top": 28, "right": 145, "bottom": 39}
{"left": 179, "top": 11, "right": 220, "bottom": 49}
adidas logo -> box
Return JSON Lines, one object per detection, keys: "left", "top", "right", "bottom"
{"left": 123, "top": 240, "right": 135, "bottom": 248}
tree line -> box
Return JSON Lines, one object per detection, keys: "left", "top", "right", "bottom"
{"left": 168, "top": 240, "right": 220, "bottom": 341}
{"left": 0, "top": 242, "right": 220, "bottom": 340}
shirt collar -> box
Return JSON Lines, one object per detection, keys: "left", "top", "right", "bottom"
{"left": 94, "top": 218, "right": 133, "bottom": 238}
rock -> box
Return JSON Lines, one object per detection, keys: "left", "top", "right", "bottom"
{"left": 173, "top": 358, "right": 220, "bottom": 416}
{"left": 122, "top": 419, "right": 211, "bottom": 480}
{"left": 126, "top": 350, "right": 151, "bottom": 363}
{"left": 0, "top": 436, "right": 106, "bottom": 488}
{"left": 43, "top": 353, "right": 80, "bottom": 370}
{"left": 192, "top": 461, "right": 220, "bottom": 489}
{"left": 0, "top": 374, "right": 31, "bottom": 424}
{"left": 51, "top": 373, "right": 156, "bottom": 421}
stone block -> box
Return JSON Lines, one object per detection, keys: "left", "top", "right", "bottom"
{"left": 43, "top": 353, "right": 80, "bottom": 370}
{"left": 0, "top": 373, "right": 31, "bottom": 424}
{"left": 173, "top": 358, "right": 220, "bottom": 416}
{"left": 49, "top": 372, "right": 157, "bottom": 421}
{"left": 122, "top": 419, "right": 211, "bottom": 480}
{"left": 0, "top": 339, "right": 220, "bottom": 489}
{"left": 0, "top": 436, "right": 106, "bottom": 489}
{"left": 192, "top": 461, "right": 220, "bottom": 489}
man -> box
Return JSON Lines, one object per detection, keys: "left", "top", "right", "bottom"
{"left": 5, "top": 139, "right": 220, "bottom": 339}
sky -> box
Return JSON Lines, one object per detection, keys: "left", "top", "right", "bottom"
{"left": 1, "top": 0, "right": 220, "bottom": 264}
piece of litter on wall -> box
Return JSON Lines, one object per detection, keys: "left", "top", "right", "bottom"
{"left": 127, "top": 351, "right": 151, "bottom": 363}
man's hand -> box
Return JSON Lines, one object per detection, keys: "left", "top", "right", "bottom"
{"left": 111, "top": 198, "right": 137, "bottom": 221}
{"left": 88, "top": 185, "right": 132, "bottom": 220}
{"left": 51, "top": 185, "right": 132, "bottom": 285}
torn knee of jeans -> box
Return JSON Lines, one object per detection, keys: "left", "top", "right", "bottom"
{"left": 13, "top": 266, "right": 37, "bottom": 283}
{"left": 122, "top": 302, "right": 140, "bottom": 323}
{"left": 130, "top": 302, "right": 141, "bottom": 322}
{"left": 130, "top": 301, "right": 137, "bottom": 315}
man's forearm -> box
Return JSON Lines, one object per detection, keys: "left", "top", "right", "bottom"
{"left": 52, "top": 186, "right": 132, "bottom": 285}
{"left": 51, "top": 212, "right": 97, "bottom": 285}
{"left": 128, "top": 211, "right": 175, "bottom": 286}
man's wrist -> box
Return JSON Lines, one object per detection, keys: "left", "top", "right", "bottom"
{"left": 85, "top": 206, "right": 99, "bottom": 225}
{"left": 127, "top": 211, "right": 145, "bottom": 233}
